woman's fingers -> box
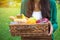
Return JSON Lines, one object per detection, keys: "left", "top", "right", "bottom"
{"left": 47, "top": 21, "right": 51, "bottom": 24}
{"left": 48, "top": 24, "right": 53, "bottom": 36}
{"left": 46, "top": 21, "right": 53, "bottom": 36}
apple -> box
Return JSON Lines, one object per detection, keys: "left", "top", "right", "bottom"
{"left": 36, "top": 20, "right": 41, "bottom": 23}
{"left": 42, "top": 18, "right": 49, "bottom": 23}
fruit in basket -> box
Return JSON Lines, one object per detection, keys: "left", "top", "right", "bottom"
{"left": 10, "top": 16, "right": 15, "bottom": 21}
{"left": 16, "top": 14, "right": 26, "bottom": 19}
{"left": 14, "top": 19, "right": 20, "bottom": 22}
{"left": 21, "top": 14, "right": 26, "bottom": 19}
{"left": 36, "top": 18, "right": 49, "bottom": 24}
{"left": 16, "top": 14, "right": 21, "bottom": 18}
{"left": 10, "top": 14, "right": 27, "bottom": 23}
{"left": 36, "top": 20, "right": 41, "bottom": 24}
{"left": 27, "top": 17, "right": 36, "bottom": 24}
{"left": 42, "top": 18, "right": 49, "bottom": 23}
{"left": 14, "top": 19, "right": 27, "bottom": 23}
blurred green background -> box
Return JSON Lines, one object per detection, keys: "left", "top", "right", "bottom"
{"left": 0, "top": 0, "right": 60, "bottom": 40}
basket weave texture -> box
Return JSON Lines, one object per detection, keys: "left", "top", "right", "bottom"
{"left": 9, "top": 23, "right": 50, "bottom": 37}
{"left": 9, "top": 23, "right": 52, "bottom": 40}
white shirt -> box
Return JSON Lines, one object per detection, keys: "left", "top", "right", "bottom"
{"left": 32, "top": 11, "right": 42, "bottom": 20}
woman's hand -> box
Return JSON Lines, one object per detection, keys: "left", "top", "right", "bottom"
{"left": 48, "top": 21, "right": 53, "bottom": 36}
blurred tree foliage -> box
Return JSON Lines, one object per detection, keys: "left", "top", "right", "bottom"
{"left": 0, "top": 0, "right": 8, "bottom": 7}
{"left": 14, "top": 0, "right": 21, "bottom": 3}
{"left": 0, "top": 0, "right": 21, "bottom": 8}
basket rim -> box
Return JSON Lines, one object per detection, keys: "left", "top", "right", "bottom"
{"left": 9, "top": 23, "right": 48, "bottom": 26}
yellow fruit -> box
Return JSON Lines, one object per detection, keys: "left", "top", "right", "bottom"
{"left": 16, "top": 14, "right": 21, "bottom": 18}
{"left": 27, "top": 17, "right": 36, "bottom": 24}
{"left": 16, "top": 14, "right": 26, "bottom": 19}
{"left": 21, "top": 14, "right": 26, "bottom": 19}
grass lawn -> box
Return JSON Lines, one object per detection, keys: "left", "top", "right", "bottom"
{"left": 54, "top": 4, "right": 60, "bottom": 40}
{"left": 0, "top": 8, "right": 21, "bottom": 40}
{"left": 0, "top": 5, "right": 60, "bottom": 40}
